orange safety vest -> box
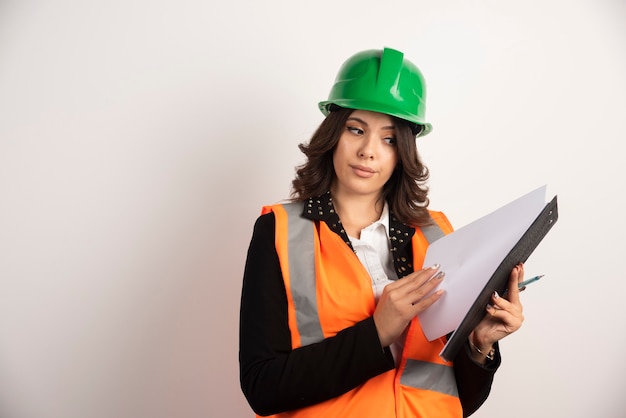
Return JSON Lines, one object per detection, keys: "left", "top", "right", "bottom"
{"left": 260, "top": 202, "right": 462, "bottom": 418}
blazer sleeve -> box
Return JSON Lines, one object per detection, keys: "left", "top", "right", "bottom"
{"left": 453, "top": 330, "right": 501, "bottom": 416}
{"left": 239, "top": 213, "right": 395, "bottom": 416}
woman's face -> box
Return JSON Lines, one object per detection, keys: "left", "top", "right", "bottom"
{"left": 331, "top": 110, "right": 399, "bottom": 200}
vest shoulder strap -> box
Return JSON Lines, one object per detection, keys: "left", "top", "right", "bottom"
{"left": 268, "top": 202, "right": 325, "bottom": 346}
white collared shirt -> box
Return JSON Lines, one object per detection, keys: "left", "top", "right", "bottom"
{"left": 348, "top": 202, "right": 398, "bottom": 300}
{"left": 348, "top": 202, "right": 405, "bottom": 362}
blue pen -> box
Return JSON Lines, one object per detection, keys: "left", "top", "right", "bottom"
{"left": 502, "top": 275, "right": 544, "bottom": 296}
{"left": 518, "top": 274, "right": 544, "bottom": 289}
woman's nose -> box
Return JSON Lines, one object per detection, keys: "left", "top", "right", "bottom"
{"left": 358, "top": 136, "right": 375, "bottom": 159}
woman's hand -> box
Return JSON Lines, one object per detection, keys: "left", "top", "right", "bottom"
{"left": 373, "top": 265, "right": 445, "bottom": 347}
{"left": 469, "top": 263, "right": 526, "bottom": 362}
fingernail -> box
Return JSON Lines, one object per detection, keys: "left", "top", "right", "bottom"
{"left": 432, "top": 271, "right": 445, "bottom": 280}
{"left": 493, "top": 291, "right": 500, "bottom": 299}
{"left": 430, "top": 263, "right": 440, "bottom": 270}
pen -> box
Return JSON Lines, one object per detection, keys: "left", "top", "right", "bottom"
{"left": 518, "top": 274, "right": 544, "bottom": 289}
{"left": 502, "top": 275, "right": 544, "bottom": 296}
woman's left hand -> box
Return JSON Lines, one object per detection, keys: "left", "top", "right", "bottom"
{"left": 468, "top": 263, "right": 525, "bottom": 362}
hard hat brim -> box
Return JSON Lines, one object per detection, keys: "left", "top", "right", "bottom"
{"left": 318, "top": 100, "right": 432, "bottom": 138}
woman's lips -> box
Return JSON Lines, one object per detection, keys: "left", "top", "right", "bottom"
{"left": 351, "top": 165, "right": 375, "bottom": 178}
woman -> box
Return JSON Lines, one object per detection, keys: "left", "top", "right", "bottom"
{"left": 239, "top": 47, "right": 524, "bottom": 417}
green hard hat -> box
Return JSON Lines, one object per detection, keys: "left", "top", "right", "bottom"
{"left": 319, "top": 47, "right": 432, "bottom": 137}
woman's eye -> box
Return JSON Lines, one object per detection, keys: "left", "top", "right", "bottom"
{"left": 347, "top": 127, "right": 364, "bottom": 135}
{"left": 384, "top": 137, "right": 397, "bottom": 145}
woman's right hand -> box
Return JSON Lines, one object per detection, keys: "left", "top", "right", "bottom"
{"left": 373, "top": 265, "right": 445, "bottom": 347}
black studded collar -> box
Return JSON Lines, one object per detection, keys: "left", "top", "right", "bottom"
{"left": 300, "top": 192, "right": 416, "bottom": 278}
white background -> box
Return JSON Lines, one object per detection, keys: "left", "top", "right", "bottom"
{"left": 1, "top": 1, "right": 625, "bottom": 417}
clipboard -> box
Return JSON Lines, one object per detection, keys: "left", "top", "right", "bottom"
{"left": 439, "top": 195, "right": 558, "bottom": 361}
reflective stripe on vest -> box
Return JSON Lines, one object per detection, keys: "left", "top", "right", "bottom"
{"left": 401, "top": 359, "right": 459, "bottom": 397}
{"left": 280, "top": 202, "right": 456, "bottom": 397}
{"left": 282, "top": 202, "right": 324, "bottom": 346}
{"left": 420, "top": 221, "right": 445, "bottom": 243}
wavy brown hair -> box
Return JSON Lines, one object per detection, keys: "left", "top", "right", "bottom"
{"left": 291, "top": 107, "right": 432, "bottom": 226}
